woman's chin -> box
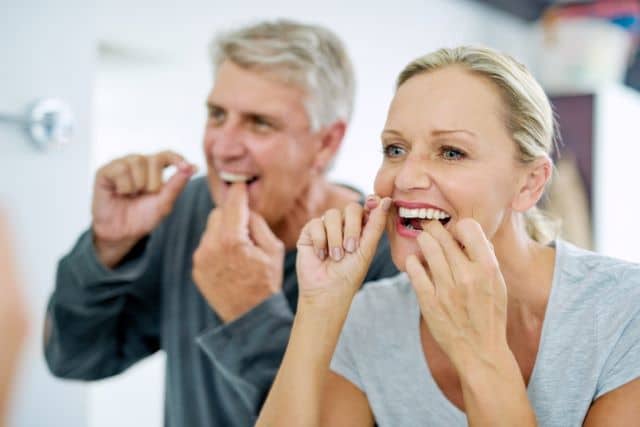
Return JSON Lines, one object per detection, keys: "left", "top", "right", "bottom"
{"left": 390, "top": 243, "right": 424, "bottom": 272}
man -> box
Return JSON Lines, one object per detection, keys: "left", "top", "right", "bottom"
{"left": 45, "top": 19, "right": 397, "bottom": 427}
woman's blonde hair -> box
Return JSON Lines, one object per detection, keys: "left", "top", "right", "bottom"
{"left": 397, "top": 46, "right": 559, "bottom": 243}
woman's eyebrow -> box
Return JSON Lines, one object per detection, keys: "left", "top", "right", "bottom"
{"left": 381, "top": 129, "right": 403, "bottom": 138}
{"left": 431, "top": 128, "right": 477, "bottom": 138}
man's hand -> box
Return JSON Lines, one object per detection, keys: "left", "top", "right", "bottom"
{"left": 92, "top": 151, "right": 197, "bottom": 268}
{"left": 192, "top": 182, "right": 285, "bottom": 323}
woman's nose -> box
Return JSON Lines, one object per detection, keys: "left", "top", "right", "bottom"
{"left": 394, "top": 154, "right": 433, "bottom": 192}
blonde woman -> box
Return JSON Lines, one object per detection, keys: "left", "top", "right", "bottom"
{"left": 257, "top": 46, "right": 640, "bottom": 426}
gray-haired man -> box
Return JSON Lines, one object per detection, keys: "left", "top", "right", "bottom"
{"left": 45, "top": 19, "right": 397, "bottom": 426}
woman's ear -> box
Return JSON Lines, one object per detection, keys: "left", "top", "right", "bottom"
{"left": 512, "top": 157, "right": 552, "bottom": 212}
{"left": 312, "top": 120, "right": 346, "bottom": 174}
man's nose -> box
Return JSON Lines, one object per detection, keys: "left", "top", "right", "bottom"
{"left": 209, "top": 122, "right": 247, "bottom": 160}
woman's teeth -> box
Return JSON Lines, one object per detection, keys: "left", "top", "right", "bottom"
{"left": 398, "top": 207, "right": 450, "bottom": 221}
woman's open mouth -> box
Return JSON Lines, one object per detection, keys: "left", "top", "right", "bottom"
{"left": 395, "top": 205, "right": 451, "bottom": 237}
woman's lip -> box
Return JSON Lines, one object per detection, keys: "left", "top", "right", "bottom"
{"left": 394, "top": 200, "right": 447, "bottom": 210}
{"left": 394, "top": 215, "right": 421, "bottom": 238}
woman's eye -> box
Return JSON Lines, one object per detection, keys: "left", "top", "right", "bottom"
{"left": 383, "top": 144, "right": 406, "bottom": 158}
{"left": 441, "top": 146, "right": 465, "bottom": 160}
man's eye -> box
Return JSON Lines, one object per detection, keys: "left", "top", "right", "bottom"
{"left": 441, "top": 146, "right": 465, "bottom": 160}
{"left": 208, "top": 107, "right": 226, "bottom": 124}
{"left": 383, "top": 144, "right": 406, "bottom": 158}
{"left": 251, "top": 116, "right": 273, "bottom": 132}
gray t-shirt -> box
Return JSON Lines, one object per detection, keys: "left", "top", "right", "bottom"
{"left": 330, "top": 240, "right": 640, "bottom": 426}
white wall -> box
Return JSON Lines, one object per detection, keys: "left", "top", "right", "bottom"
{"left": 89, "top": 1, "right": 533, "bottom": 426}
{"left": 593, "top": 84, "right": 640, "bottom": 263}
{"left": 1, "top": 1, "right": 95, "bottom": 426}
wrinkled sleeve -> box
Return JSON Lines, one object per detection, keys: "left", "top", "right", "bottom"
{"left": 44, "top": 228, "right": 163, "bottom": 380}
{"left": 595, "top": 308, "right": 640, "bottom": 399}
{"left": 195, "top": 293, "right": 294, "bottom": 421}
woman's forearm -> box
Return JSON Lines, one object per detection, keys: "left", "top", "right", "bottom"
{"left": 256, "top": 296, "right": 352, "bottom": 427}
{"left": 458, "top": 349, "right": 537, "bottom": 427}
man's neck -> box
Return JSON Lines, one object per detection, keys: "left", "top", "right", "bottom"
{"left": 272, "top": 178, "right": 361, "bottom": 251}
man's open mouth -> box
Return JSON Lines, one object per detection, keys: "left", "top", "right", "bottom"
{"left": 219, "top": 171, "right": 259, "bottom": 186}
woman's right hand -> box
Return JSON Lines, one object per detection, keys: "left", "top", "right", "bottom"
{"left": 296, "top": 195, "right": 392, "bottom": 305}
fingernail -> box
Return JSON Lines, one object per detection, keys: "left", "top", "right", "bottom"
{"left": 178, "top": 161, "right": 193, "bottom": 173}
{"left": 331, "top": 246, "right": 343, "bottom": 261}
{"left": 381, "top": 198, "right": 392, "bottom": 211}
{"left": 365, "top": 195, "right": 379, "bottom": 209}
{"left": 316, "top": 248, "right": 327, "bottom": 261}
{"left": 344, "top": 237, "right": 357, "bottom": 253}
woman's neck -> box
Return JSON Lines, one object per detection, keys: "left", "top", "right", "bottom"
{"left": 492, "top": 213, "right": 556, "bottom": 321}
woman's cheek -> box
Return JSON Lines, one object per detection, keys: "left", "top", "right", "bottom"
{"left": 373, "top": 166, "right": 394, "bottom": 197}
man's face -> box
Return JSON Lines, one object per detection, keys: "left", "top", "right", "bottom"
{"left": 204, "top": 60, "right": 323, "bottom": 226}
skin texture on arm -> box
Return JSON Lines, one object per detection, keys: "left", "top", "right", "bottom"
{"left": 256, "top": 197, "right": 391, "bottom": 427}
{"left": 583, "top": 377, "right": 640, "bottom": 426}
{"left": 0, "top": 213, "right": 29, "bottom": 427}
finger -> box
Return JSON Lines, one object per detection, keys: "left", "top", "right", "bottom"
{"left": 249, "top": 212, "right": 284, "bottom": 257}
{"left": 124, "top": 155, "right": 148, "bottom": 193}
{"left": 156, "top": 162, "right": 195, "bottom": 216}
{"left": 305, "top": 218, "right": 328, "bottom": 261}
{"left": 358, "top": 197, "right": 392, "bottom": 262}
{"left": 114, "top": 172, "right": 135, "bottom": 195}
{"left": 100, "top": 160, "right": 135, "bottom": 195}
{"left": 206, "top": 208, "right": 222, "bottom": 231}
{"left": 364, "top": 194, "right": 381, "bottom": 212}
{"left": 451, "top": 218, "right": 495, "bottom": 265}
{"left": 147, "top": 150, "right": 187, "bottom": 192}
{"left": 343, "top": 202, "right": 363, "bottom": 253}
{"left": 405, "top": 254, "right": 436, "bottom": 308}
{"left": 361, "top": 194, "right": 380, "bottom": 230}
{"left": 323, "top": 208, "right": 344, "bottom": 261}
{"left": 423, "top": 220, "right": 468, "bottom": 281}
{"left": 220, "top": 182, "right": 250, "bottom": 240}
{"left": 416, "top": 229, "right": 454, "bottom": 288}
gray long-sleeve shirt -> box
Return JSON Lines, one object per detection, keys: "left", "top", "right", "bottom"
{"left": 44, "top": 176, "right": 398, "bottom": 427}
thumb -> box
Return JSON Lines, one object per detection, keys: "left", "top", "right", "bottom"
{"left": 249, "top": 212, "right": 284, "bottom": 258}
{"left": 157, "top": 162, "right": 195, "bottom": 211}
{"left": 358, "top": 197, "right": 392, "bottom": 263}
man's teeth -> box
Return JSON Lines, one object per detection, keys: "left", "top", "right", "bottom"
{"left": 398, "top": 207, "right": 450, "bottom": 220}
{"left": 219, "top": 171, "right": 254, "bottom": 183}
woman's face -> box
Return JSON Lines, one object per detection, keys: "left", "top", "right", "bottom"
{"left": 374, "top": 66, "right": 529, "bottom": 270}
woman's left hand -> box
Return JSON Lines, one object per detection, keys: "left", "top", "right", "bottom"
{"left": 405, "top": 218, "right": 509, "bottom": 370}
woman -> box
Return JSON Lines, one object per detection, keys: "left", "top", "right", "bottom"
{"left": 0, "top": 212, "right": 29, "bottom": 427}
{"left": 256, "top": 46, "right": 640, "bottom": 426}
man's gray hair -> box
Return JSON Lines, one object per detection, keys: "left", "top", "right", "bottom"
{"left": 210, "top": 19, "right": 355, "bottom": 131}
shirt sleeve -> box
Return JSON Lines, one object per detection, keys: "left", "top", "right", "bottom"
{"left": 595, "top": 307, "right": 640, "bottom": 399}
{"left": 196, "top": 292, "right": 294, "bottom": 415}
{"left": 44, "top": 228, "right": 163, "bottom": 380}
